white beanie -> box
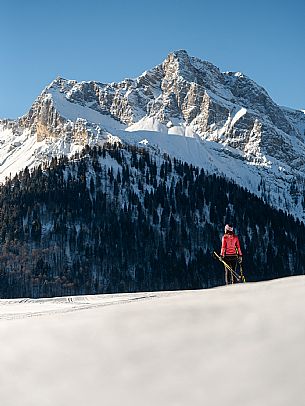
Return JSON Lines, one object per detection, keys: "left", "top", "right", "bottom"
{"left": 225, "top": 224, "right": 233, "bottom": 233}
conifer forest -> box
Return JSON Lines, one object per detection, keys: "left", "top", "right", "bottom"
{"left": 0, "top": 143, "right": 304, "bottom": 298}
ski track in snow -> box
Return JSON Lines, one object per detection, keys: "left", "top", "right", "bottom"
{"left": 0, "top": 291, "right": 178, "bottom": 321}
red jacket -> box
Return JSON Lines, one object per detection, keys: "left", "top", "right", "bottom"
{"left": 221, "top": 234, "right": 242, "bottom": 256}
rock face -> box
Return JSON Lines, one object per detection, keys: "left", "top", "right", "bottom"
{"left": 0, "top": 50, "right": 305, "bottom": 220}
{"left": 8, "top": 50, "right": 304, "bottom": 164}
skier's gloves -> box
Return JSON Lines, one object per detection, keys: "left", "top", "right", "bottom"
{"left": 238, "top": 256, "right": 243, "bottom": 264}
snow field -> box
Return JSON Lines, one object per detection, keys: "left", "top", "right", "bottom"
{"left": 0, "top": 276, "right": 305, "bottom": 406}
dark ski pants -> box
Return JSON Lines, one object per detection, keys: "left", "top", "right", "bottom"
{"left": 224, "top": 255, "right": 238, "bottom": 285}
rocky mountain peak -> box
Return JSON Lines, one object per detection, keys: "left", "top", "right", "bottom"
{"left": 0, "top": 51, "right": 305, "bottom": 221}
{"left": 162, "top": 49, "right": 193, "bottom": 78}
{"left": 162, "top": 50, "right": 223, "bottom": 87}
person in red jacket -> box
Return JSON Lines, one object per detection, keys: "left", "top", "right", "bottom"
{"left": 220, "top": 224, "right": 242, "bottom": 285}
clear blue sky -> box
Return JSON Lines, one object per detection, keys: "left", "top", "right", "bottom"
{"left": 1, "top": 0, "right": 304, "bottom": 118}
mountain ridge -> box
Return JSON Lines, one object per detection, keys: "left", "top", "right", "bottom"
{"left": 1, "top": 50, "right": 305, "bottom": 220}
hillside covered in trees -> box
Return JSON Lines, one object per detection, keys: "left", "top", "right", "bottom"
{"left": 0, "top": 143, "right": 304, "bottom": 298}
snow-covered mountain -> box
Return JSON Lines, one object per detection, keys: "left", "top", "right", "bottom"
{"left": 1, "top": 50, "right": 305, "bottom": 219}
{"left": 1, "top": 276, "right": 305, "bottom": 406}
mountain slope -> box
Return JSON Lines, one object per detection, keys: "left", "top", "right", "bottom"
{"left": 0, "top": 143, "right": 304, "bottom": 298}
{"left": 1, "top": 276, "right": 305, "bottom": 406}
{"left": 0, "top": 50, "right": 305, "bottom": 220}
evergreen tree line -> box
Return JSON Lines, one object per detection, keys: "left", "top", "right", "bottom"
{"left": 0, "top": 142, "right": 304, "bottom": 298}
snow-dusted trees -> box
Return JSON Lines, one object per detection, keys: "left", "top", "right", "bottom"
{"left": 0, "top": 143, "right": 304, "bottom": 298}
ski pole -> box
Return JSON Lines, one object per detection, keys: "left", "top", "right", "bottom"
{"left": 212, "top": 252, "right": 242, "bottom": 282}
{"left": 239, "top": 264, "right": 246, "bottom": 283}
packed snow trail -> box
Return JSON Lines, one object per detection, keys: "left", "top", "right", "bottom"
{"left": 0, "top": 277, "right": 304, "bottom": 406}
{"left": 0, "top": 292, "right": 162, "bottom": 320}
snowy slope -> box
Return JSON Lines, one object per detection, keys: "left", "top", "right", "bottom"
{"left": 118, "top": 128, "right": 294, "bottom": 212}
{"left": 0, "top": 277, "right": 304, "bottom": 406}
